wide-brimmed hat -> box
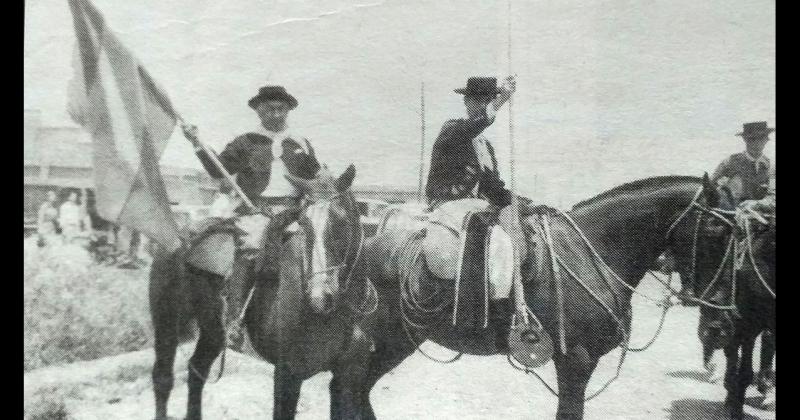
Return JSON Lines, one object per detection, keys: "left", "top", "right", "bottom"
{"left": 736, "top": 121, "right": 775, "bottom": 140}
{"left": 454, "top": 77, "right": 500, "bottom": 97}
{"left": 248, "top": 85, "right": 298, "bottom": 110}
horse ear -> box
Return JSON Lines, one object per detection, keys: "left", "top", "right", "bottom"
{"left": 701, "top": 172, "right": 720, "bottom": 207}
{"left": 336, "top": 164, "right": 356, "bottom": 192}
{"left": 285, "top": 173, "right": 310, "bottom": 193}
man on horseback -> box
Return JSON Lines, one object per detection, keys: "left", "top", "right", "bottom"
{"left": 181, "top": 84, "right": 321, "bottom": 348}
{"left": 425, "top": 75, "right": 532, "bottom": 328}
{"left": 676, "top": 121, "right": 775, "bottom": 302}
{"left": 699, "top": 121, "right": 775, "bottom": 381}
{"left": 183, "top": 85, "right": 320, "bottom": 214}
{"left": 711, "top": 121, "right": 774, "bottom": 204}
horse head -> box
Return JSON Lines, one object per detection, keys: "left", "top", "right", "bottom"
{"left": 286, "top": 164, "right": 362, "bottom": 314}
{"left": 666, "top": 174, "right": 740, "bottom": 348}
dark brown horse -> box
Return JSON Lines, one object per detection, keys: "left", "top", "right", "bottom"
{"left": 332, "top": 175, "right": 730, "bottom": 420}
{"left": 689, "top": 209, "right": 775, "bottom": 419}
{"left": 149, "top": 165, "right": 377, "bottom": 420}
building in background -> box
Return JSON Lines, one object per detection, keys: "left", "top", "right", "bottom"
{"left": 25, "top": 109, "right": 423, "bottom": 235}
{"left": 24, "top": 109, "right": 218, "bottom": 234}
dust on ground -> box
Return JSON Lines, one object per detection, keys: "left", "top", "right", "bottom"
{"left": 24, "top": 276, "right": 775, "bottom": 420}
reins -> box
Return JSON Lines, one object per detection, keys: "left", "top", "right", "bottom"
{"left": 739, "top": 212, "right": 776, "bottom": 299}
{"left": 186, "top": 189, "right": 379, "bottom": 386}
{"left": 508, "top": 186, "right": 739, "bottom": 401}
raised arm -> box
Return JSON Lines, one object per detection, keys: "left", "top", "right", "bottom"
{"left": 490, "top": 75, "right": 516, "bottom": 116}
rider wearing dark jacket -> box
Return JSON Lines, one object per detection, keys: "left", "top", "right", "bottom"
{"left": 182, "top": 85, "right": 320, "bottom": 350}
{"left": 425, "top": 76, "right": 531, "bottom": 326}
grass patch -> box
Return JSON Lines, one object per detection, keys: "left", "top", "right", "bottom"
{"left": 24, "top": 240, "right": 153, "bottom": 371}
{"left": 24, "top": 387, "right": 70, "bottom": 420}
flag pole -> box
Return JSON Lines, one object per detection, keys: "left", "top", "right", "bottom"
{"left": 417, "top": 81, "right": 426, "bottom": 202}
{"left": 507, "top": 0, "right": 518, "bottom": 207}
{"left": 175, "top": 116, "right": 258, "bottom": 212}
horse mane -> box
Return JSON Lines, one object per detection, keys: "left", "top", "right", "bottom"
{"left": 572, "top": 175, "right": 702, "bottom": 210}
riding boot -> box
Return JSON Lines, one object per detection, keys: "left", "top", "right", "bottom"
{"left": 497, "top": 205, "right": 530, "bottom": 325}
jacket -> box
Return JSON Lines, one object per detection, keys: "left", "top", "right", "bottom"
{"left": 425, "top": 116, "right": 512, "bottom": 207}
{"left": 196, "top": 132, "right": 320, "bottom": 203}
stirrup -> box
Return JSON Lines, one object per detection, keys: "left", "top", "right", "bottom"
{"left": 508, "top": 309, "right": 553, "bottom": 368}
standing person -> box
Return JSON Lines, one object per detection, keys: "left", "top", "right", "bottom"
{"left": 425, "top": 75, "right": 533, "bottom": 332}
{"left": 58, "top": 191, "right": 82, "bottom": 243}
{"left": 36, "top": 190, "right": 60, "bottom": 246}
{"left": 181, "top": 84, "right": 321, "bottom": 350}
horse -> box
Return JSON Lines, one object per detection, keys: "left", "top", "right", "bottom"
{"left": 331, "top": 174, "right": 731, "bottom": 420}
{"left": 675, "top": 178, "right": 776, "bottom": 417}
{"left": 688, "top": 206, "right": 775, "bottom": 419}
{"left": 148, "top": 165, "right": 377, "bottom": 420}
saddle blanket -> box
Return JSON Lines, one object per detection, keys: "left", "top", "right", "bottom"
{"left": 422, "top": 199, "right": 515, "bottom": 300}
{"left": 184, "top": 213, "right": 284, "bottom": 277}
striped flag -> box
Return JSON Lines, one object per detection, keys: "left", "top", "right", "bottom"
{"left": 67, "top": 0, "right": 182, "bottom": 253}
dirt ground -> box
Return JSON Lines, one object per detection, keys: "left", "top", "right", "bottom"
{"left": 24, "top": 275, "right": 775, "bottom": 420}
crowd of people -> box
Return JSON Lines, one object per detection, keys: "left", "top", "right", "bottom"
{"left": 34, "top": 189, "right": 147, "bottom": 268}
{"left": 36, "top": 190, "right": 92, "bottom": 245}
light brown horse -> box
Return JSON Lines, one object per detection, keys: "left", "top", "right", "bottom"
{"left": 149, "top": 165, "right": 377, "bottom": 420}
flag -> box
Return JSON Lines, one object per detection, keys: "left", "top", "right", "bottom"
{"left": 67, "top": 0, "right": 182, "bottom": 253}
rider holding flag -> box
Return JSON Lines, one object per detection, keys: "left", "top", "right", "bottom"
{"left": 181, "top": 85, "right": 321, "bottom": 349}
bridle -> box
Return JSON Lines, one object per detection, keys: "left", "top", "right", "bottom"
{"left": 665, "top": 187, "right": 739, "bottom": 312}
{"left": 298, "top": 191, "right": 377, "bottom": 316}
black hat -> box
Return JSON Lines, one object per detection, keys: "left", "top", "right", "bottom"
{"left": 454, "top": 77, "right": 500, "bottom": 97}
{"left": 736, "top": 121, "right": 775, "bottom": 140}
{"left": 248, "top": 85, "right": 298, "bottom": 110}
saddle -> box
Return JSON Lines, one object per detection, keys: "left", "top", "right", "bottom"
{"left": 184, "top": 210, "right": 299, "bottom": 278}
{"left": 398, "top": 199, "right": 517, "bottom": 329}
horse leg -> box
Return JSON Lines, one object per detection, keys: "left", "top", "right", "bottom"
{"left": 756, "top": 331, "right": 775, "bottom": 394}
{"left": 150, "top": 257, "right": 183, "bottom": 420}
{"left": 185, "top": 271, "right": 226, "bottom": 420}
{"left": 330, "top": 326, "right": 375, "bottom": 420}
{"left": 723, "top": 343, "right": 740, "bottom": 410}
{"left": 273, "top": 363, "right": 303, "bottom": 420}
{"left": 360, "top": 322, "right": 420, "bottom": 420}
{"left": 151, "top": 291, "right": 179, "bottom": 420}
{"left": 329, "top": 374, "right": 343, "bottom": 420}
{"left": 727, "top": 336, "right": 756, "bottom": 420}
{"left": 554, "top": 345, "right": 599, "bottom": 420}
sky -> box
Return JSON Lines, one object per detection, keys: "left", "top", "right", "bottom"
{"left": 24, "top": 0, "right": 775, "bottom": 207}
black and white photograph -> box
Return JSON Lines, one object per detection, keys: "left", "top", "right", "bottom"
{"left": 24, "top": 1, "right": 775, "bottom": 419}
